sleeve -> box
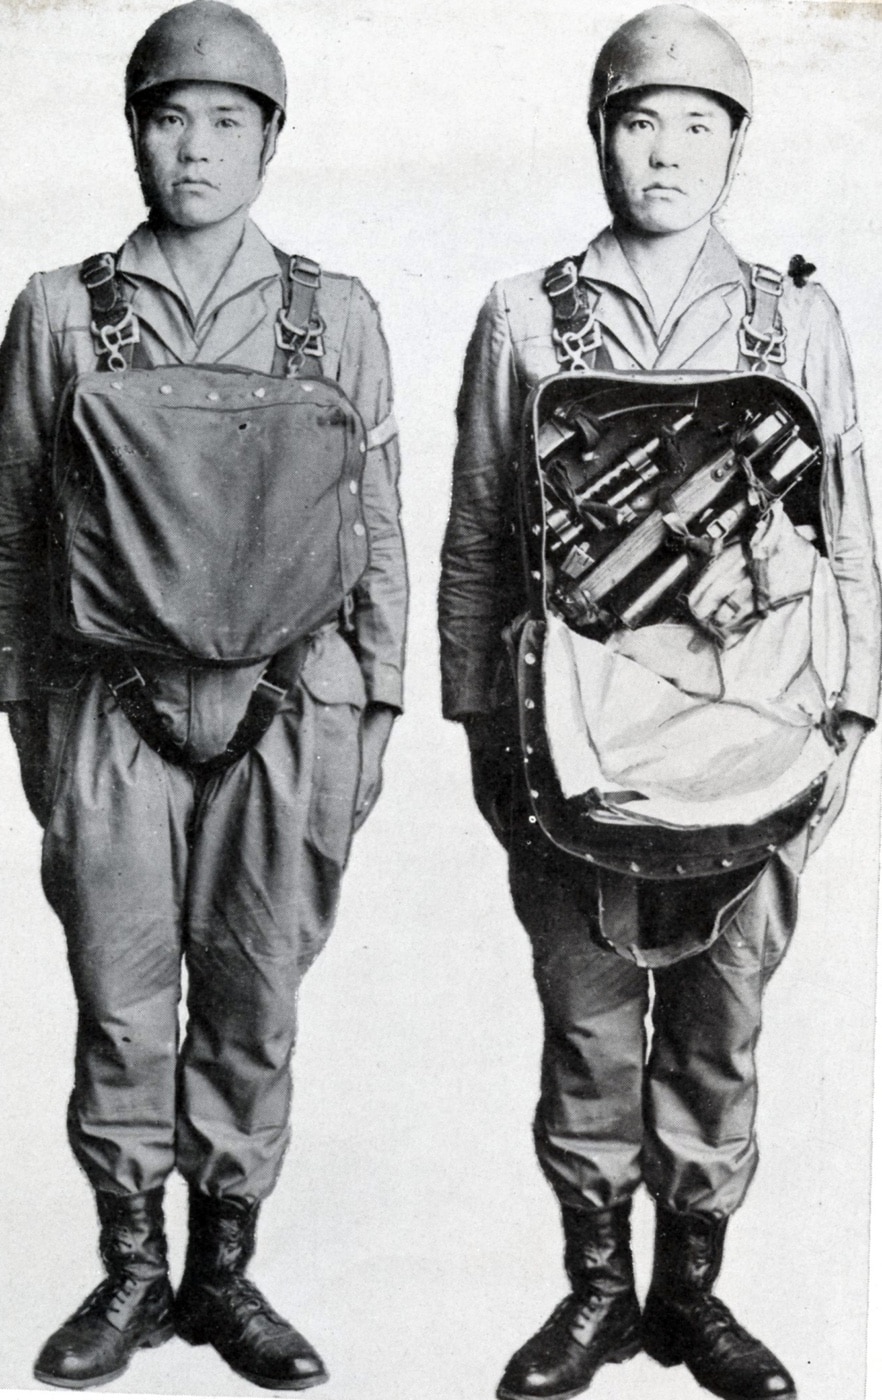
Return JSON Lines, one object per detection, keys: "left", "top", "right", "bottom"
{"left": 337, "top": 279, "right": 407, "bottom": 711}
{"left": 438, "top": 282, "right": 522, "bottom": 721}
{"left": 802, "top": 285, "right": 882, "bottom": 723}
{"left": 0, "top": 275, "right": 60, "bottom": 704}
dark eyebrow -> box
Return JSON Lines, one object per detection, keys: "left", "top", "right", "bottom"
{"left": 150, "top": 99, "right": 248, "bottom": 114}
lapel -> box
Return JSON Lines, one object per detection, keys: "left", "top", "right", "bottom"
{"left": 575, "top": 223, "right": 747, "bottom": 371}
{"left": 578, "top": 228, "right": 659, "bottom": 370}
{"left": 116, "top": 221, "right": 283, "bottom": 365}
{"left": 654, "top": 228, "right": 745, "bottom": 369}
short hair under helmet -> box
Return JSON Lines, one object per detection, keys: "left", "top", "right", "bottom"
{"left": 589, "top": 4, "right": 752, "bottom": 130}
{"left": 126, "top": 1, "right": 287, "bottom": 125}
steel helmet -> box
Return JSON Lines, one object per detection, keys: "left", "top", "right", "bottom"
{"left": 126, "top": 1, "right": 287, "bottom": 125}
{"left": 589, "top": 5, "right": 752, "bottom": 127}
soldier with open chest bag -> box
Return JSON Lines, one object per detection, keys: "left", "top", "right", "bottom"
{"left": 0, "top": 2, "right": 406, "bottom": 1390}
{"left": 439, "top": 7, "right": 880, "bottom": 1400}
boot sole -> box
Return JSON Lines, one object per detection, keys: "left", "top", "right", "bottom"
{"left": 496, "top": 1336, "right": 642, "bottom": 1400}
{"left": 644, "top": 1341, "right": 796, "bottom": 1400}
{"left": 33, "top": 1323, "right": 175, "bottom": 1390}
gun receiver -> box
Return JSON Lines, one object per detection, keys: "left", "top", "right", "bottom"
{"left": 547, "top": 406, "right": 818, "bottom": 633}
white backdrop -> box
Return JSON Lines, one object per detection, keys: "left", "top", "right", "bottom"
{"left": 0, "top": 2, "right": 880, "bottom": 1398}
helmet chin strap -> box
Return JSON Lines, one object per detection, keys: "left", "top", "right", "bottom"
{"left": 259, "top": 108, "right": 282, "bottom": 181}
{"left": 712, "top": 115, "right": 748, "bottom": 215}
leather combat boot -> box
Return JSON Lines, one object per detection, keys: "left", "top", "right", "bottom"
{"left": 497, "top": 1201, "right": 642, "bottom": 1400}
{"left": 33, "top": 1188, "right": 174, "bottom": 1389}
{"left": 174, "top": 1191, "right": 328, "bottom": 1390}
{"left": 642, "top": 1207, "right": 796, "bottom": 1399}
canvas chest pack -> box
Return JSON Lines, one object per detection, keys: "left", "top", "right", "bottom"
{"left": 47, "top": 250, "right": 369, "bottom": 771}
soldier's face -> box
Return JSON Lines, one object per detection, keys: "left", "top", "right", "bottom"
{"left": 136, "top": 82, "right": 269, "bottom": 229}
{"left": 604, "top": 87, "right": 736, "bottom": 235}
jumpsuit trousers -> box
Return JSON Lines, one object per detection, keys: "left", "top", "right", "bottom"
{"left": 505, "top": 797, "right": 801, "bottom": 1219}
{"left": 30, "top": 634, "right": 363, "bottom": 1203}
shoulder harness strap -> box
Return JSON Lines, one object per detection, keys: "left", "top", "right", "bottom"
{"left": 272, "top": 250, "right": 326, "bottom": 377}
{"left": 738, "top": 263, "right": 787, "bottom": 372}
{"left": 543, "top": 255, "right": 603, "bottom": 373}
{"left": 81, "top": 252, "right": 140, "bottom": 372}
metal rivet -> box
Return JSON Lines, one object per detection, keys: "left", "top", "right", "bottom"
{"left": 531, "top": 570, "right": 541, "bottom": 581}
{"left": 349, "top": 480, "right": 359, "bottom": 494}
{"left": 766, "top": 843, "right": 777, "bottom": 853}
{"left": 111, "top": 381, "right": 123, "bottom": 391}
{"left": 207, "top": 391, "right": 220, "bottom": 401}
{"left": 302, "top": 384, "right": 314, "bottom": 393}
{"left": 159, "top": 384, "right": 173, "bottom": 395}
{"left": 525, "top": 652, "right": 536, "bottom": 666}
{"left": 675, "top": 863, "right": 686, "bottom": 875}
{"left": 629, "top": 861, "right": 641, "bottom": 873}
{"left": 524, "top": 698, "right": 535, "bottom": 710}
{"left": 528, "top": 815, "right": 537, "bottom": 825}
{"left": 359, "top": 440, "right": 366, "bottom": 453}
{"left": 532, "top": 524, "right": 541, "bottom": 536}
{"left": 353, "top": 522, "right": 365, "bottom": 537}
{"left": 720, "top": 856, "right": 733, "bottom": 868}
{"left": 530, "top": 789, "right": 539, "bottom": 799}
{"left": 584, "top": 852, "right": 594, "bottom": 863}
{"left": 525, "top": 744, "right": 533, "bottom": 755}
{"left": 253, "top": 387, "right": 266, "bottom": 399}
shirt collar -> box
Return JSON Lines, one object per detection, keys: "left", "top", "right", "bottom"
{"left": 578, "top": 224, "right": 743, "bottom": 320}
{"left": 117, "top": 219, "right": 282, "bottom": 324}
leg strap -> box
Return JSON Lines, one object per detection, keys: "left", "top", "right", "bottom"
{"left": 101, "top": 640, "right": 309, "bottom": 776}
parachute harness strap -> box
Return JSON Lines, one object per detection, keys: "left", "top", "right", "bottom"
{"left": 544, "top": 256, "right": 602, "bottom": 372}
{"left": 275, "top": 254, "right": 326, "bottom": 377}
{"left": 738, "top": 263, "right": 786, "bottom": 373}
{"left": 81, "top": 252, "right": 141, "bottom": 373}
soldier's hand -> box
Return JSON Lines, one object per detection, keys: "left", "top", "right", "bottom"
{"left": 807, "top": 712, "right": 870, "bottom": 857}
{"left": 353, "top": 702, "right": 396, "bottom": 830}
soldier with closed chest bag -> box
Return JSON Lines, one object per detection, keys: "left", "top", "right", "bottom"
{"left": 0, "top": 2, "right": 406, "bottom": 1389}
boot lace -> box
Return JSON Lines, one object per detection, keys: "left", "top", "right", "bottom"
{"left": 218, "top": 1275, "right": 288, "bottom": 1332}
{"left": 69, "top": 1273, "right": 142, "bottom": 1327}
{"left": 683, "top": 1294, "right": 766, "bottom": 1361}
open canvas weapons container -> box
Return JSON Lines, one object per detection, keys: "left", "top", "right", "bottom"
{"left": 514, "top": 370, "right": 846, "bottom": 879}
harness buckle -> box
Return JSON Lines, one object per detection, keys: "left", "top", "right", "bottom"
{"left": 544, "top": 260, "right": 579, "bottom": 302}
{"left": 553, "top": 319, "right": 603, "bottom": 374}
{"left": 737, "top": 319, "right": 787, "bottom": 371}
{"left": 81, "top": 252, "right": 117, "bottom": 292}
{"left": 275, "top": 309, "right": 326, "bottom": 375}
{"left": 287, "top": 255, "right": 322, "bottom": 292}
{"left": 92, "top": 304, "right": 140, "bottom": 373}
{"left": 254, "top": 673, "right": 288, "bottom": 703}
{"left": 104, "top": 662, "right": 147, "bottom": 698}
{"left": 750, "top": 264, "right": 784, "bottom": 298}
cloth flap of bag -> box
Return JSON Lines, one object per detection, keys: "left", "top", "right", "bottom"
{"left": 52, "top": 366, "right": 368, "bottom": 664}
{"left": 543, "top": 510, "right": 846, "bottom": 829}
